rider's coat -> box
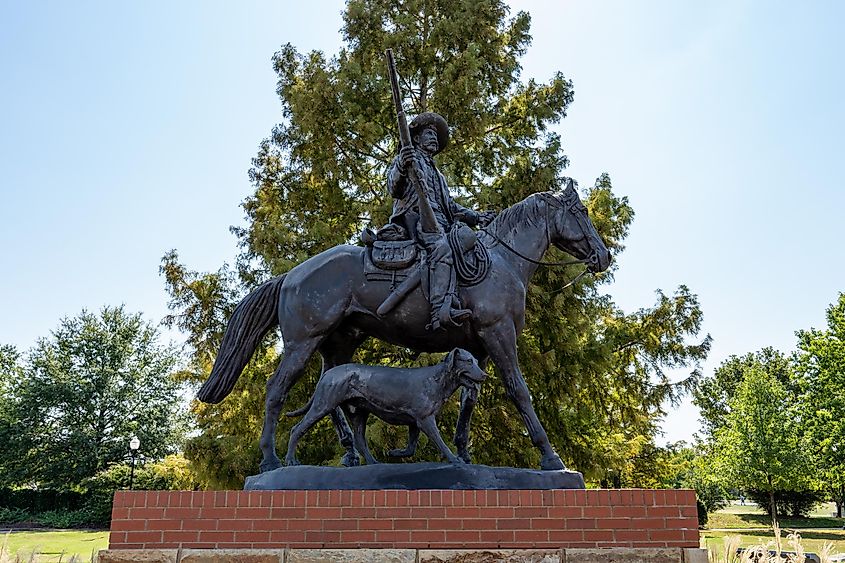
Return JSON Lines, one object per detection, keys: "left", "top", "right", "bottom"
{"left": 387, "top": 153, "right": 478, "bottom": 236}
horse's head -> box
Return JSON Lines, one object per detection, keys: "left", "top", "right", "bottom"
{"left": 544, "top": 181, "right": 612, "bottom": 273}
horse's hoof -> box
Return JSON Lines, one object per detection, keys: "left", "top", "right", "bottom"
{"left": 341, "top": 451, "right": 361, "bottom": 467}
{"left": 457, "top": 449, "right": 472, "bottom": 464}
{"left": 540, "top": 453, "right": 565, "bottom": 471}
{"left": 448, "top": 456, "right": 466, "bottom": 465}
{"left": 259, "top": 458, "right": 283, "bottom": 473}
{"left": 284, "top": 458, "right": 300, "bottom": 467}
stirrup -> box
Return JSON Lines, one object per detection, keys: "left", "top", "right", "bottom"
{"left": 427, "top": 306, "right": 471, "bottom": 331}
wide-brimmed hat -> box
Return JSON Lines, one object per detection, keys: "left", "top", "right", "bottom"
{"left": 409, "top": 112, "right": 449, "bottom": 154}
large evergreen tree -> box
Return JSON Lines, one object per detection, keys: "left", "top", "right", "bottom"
{"left": 163, "top": 0, "right": 709, "bottom": 487}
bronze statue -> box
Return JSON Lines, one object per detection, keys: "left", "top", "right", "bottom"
{"left": 283, "top": 348, "right": 487, "bottom": 466}
{"left": 196, "top": 50, "right": 612, "bottom": 474}
{"left": 198, "top": 183, "right": 610, "bottom": 472}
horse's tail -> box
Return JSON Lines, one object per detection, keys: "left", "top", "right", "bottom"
{"left": 284, "top": 396, "right": 313, "bottom": 418}
{"left": 197, "top": 275, "right": 286, "bottom": 404}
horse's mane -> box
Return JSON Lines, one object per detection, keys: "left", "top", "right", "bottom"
{"left": 481, "top": 192, "right": 558, "bottom": 248}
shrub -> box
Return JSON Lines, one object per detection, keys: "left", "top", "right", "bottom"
{"left": 746, "top": 489, "right": 825, "bottom": 519}
{"left": 0, "top": 488, "right": 85, "bottom": 513}
{"left": 0, "top": 507, "right": 30, "bottom": 524}
{"left": 33, "top": 509, "right": 97, "bottom": 529}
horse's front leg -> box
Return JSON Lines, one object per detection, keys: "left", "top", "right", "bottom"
{"left": 454, "top": 355, "right": 486, "bottom": 463}
{"left": 320, "top": 331, "right": 366, "bottom": 467}
{"left": 479, "top": 323, "right": 565, "bottom": 471}
{"left": 260, "top": 338, "right": 321, "bottom": 472}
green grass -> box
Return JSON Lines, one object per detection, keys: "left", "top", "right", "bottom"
{"left": 708, "top": 502, "right": 845, "bottom": 530}
{"left": 703, "top": 502, "right": 845, "bottom": 560}
{"left": 702, "top": 529, "right": 845, "bottom": 554}
{"left": 1, "top": 530, "right": 109, "bottom": 563}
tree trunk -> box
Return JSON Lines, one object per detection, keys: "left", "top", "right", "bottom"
{"left": 837, "top": 484, "right": 844, "bottom": 518}
{"left": 769, "top": 490, "right": 778, "bottom": 530}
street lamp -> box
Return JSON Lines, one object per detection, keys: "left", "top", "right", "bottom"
{"left": 129, "top": 436, "right": 140, "bottom": 490}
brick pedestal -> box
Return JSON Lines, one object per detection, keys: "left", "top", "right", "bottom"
{"left": 107, "top": 489, "right": 699, "bottom": 551}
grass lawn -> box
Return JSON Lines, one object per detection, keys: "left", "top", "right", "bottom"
{"left": 703, "top": 502, "right": 845, "bottom": 557}
{"left": 708, "top": 502, "right": 845, "bottom": 530}
{"left": 1, "top": 530, "right": 109, "bottom": 563}
{"left": 702, "top": 529, "right": 845, "bottom": 554}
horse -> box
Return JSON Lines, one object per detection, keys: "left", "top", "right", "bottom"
{"left": 197, "top": 181, "right": 612, "bottom": 472}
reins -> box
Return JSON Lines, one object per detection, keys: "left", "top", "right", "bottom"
{"left": 478, "top": 193, "right": 596, "bottom": 292}
{"left": 479, "top": 227, "right": 588, "bottom": 267}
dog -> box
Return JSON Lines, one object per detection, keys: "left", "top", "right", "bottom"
{"left": 284, "top": 348, "right": 487, "bottom": 466}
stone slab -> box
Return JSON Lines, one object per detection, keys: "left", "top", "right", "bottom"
{"left": 244, "top": 462, "right": 585, "bottom": 490}
{"left": 180, "top": 550, "right": 285, "bottom": 563}
{"left": 565, "top": 548, "right": 683, "bottom": 563}
{"left": 681, "top": 549, "right": 708, "bottom": 563}
{"left": 287, "top": 549, "right": 415, "bottom": 563}
{"left": 97, "top": 550, "right": 179, "bottom": 563}
{"left": 420, "top": 549, "right": 561, "bottom": 562}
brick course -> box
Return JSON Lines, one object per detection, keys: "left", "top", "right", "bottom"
{"left": 108, "top": 489, "right": 698, "bottom": 550}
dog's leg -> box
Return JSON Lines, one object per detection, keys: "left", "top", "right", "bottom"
{"left": 346, "top": 408, "right": 380, "bottom": 465}
{"left": 418, "top": 416, "right": 463, "bottom": 464}
{"left": 388, "top": 424, "right": 420, "bottom": 458}
{"left": 284, "top": 401, "right": 335, "bottom": 467}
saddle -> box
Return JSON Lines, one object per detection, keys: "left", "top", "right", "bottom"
{"left": 361, "top": 224, "right": 489, "bottom": 288}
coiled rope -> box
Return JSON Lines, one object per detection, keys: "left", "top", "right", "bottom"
{"left": 448, "top": 227, "right": 490, "bottom": 286}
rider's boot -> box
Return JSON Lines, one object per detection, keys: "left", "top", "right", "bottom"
{"left": 428, "top": 260, "right": 471, "bottom": 330}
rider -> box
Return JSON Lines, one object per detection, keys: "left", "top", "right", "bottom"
{"left": 387, "top": 112, "right": 495, "bottom": 331}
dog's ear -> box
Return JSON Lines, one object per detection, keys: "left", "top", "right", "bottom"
{"left": 444, "top": 348, "right": 458, "bottom": 372}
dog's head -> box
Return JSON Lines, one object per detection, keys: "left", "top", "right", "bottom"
{"left": 444, "top": 348, "right": 488, "bottom": 387}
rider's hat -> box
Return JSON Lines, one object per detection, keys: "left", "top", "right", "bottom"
{"left": 409, "top": 112, "right": 449, "bottom": 154}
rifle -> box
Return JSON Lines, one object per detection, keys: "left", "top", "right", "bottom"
{"left": 385, "top": 48, "right": 441, "bottom": 234}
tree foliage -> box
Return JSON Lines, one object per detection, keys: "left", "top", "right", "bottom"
{"left": 693, "top": 347, "right": 793, "bottom": 442}
{"left": 163, "top": 0, "right": 709, "bottom": 486}
{"left": 0, "top": 307, "right": 187, "bottom": 489}
{"left": 794, "top": 293, "right": 845, "bottom": 516}
{"left": 712, "top": 365, "right": 811, "bottom": 528}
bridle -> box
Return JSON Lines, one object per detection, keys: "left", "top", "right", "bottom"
{"left": 480, "top": 191, "right": 601, "bottom": 291}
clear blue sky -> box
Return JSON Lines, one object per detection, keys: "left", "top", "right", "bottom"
{"left": 1, "top": 1, "right": 843, "bottom": 444}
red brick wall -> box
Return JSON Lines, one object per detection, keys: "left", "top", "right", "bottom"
{"left": 108, "top": 489, "right": 698, "bottom": 550}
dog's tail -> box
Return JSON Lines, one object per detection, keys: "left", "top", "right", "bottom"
{"left": 285, "top": 396, "right": 314, "bottom": 417}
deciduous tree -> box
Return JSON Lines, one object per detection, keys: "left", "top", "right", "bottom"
{"left": 795, "top": 293, "right": 845, "bottom": 516}
{"left": 0, "top": 307, "right": 186, "bottom": 489}
{"left": 713, "top": 366, "right": 811, "bottom": 528}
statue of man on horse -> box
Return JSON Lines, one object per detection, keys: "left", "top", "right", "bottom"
{"left": 196, "top": 50, "right": 613, "bottom": 474}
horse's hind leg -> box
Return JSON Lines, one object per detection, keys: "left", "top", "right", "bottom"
{"left": 388, "top": 424, "right": 420, "bottom": 458}
{"left": 319, "top": 329, "right": 366, "bottom": 467}
{"left": 259, "top": 337, "right": 321, "bottom": 472}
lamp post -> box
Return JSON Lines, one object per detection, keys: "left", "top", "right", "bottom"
{"left": 129, "top": 436, "right": 140, "bottom": 490}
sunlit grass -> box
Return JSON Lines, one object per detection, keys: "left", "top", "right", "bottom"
{"left": 1, "top": 531, "right": 108, "bottom": 563}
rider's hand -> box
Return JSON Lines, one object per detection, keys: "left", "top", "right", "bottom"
{"left": 477, "top": 210, "right": 497, "bottom": 227}
{"left": 398, "top": 146, "right": 417, "bottom": 175}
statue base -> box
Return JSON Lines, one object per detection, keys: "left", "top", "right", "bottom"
{"left": 243, "top": 462, "right": 585, "bottom": 490}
